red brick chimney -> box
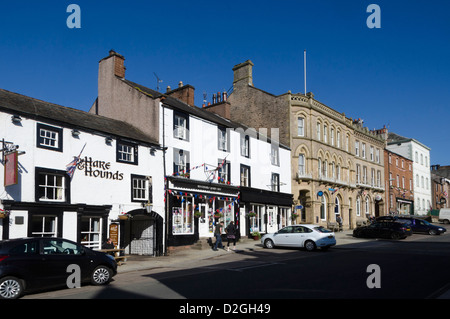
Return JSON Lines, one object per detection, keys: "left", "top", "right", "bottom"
{"left": 101, "top": 50, "right": 126, "bottom": 78}
{"left": 166, "top": 81, "right": 195, "bottom": 106}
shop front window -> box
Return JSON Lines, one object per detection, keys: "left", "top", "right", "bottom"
{"left": 249, "top": 204, "right": 265, "bottom": 233}
{"left": 172, "top": 195, "right": 194, "bottom": 234}
{"left": 279, "top": 207, "right": 291, "bottom": 228}
{"left": 81, "top": 217, "right": 102, "bottom": 249}
{"left": 31, "top": 215, "right": 57, "bottom": 237}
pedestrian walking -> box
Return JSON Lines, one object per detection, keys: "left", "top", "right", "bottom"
{"left": 226, "top": 221, "right": 236, "bottom": 251}
{"left": 213, "top": 221, "right": 224, "bottom": 251}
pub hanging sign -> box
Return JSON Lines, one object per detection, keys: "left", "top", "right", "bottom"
{"left": 4, "top": 151, "right": 18, "bottom": 187}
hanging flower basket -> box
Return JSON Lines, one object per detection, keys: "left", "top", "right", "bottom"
{"left": 0, "top": 209, "right": 8, "bottom": 219}
{"left": 247, "top": 211, "right": 256, "bottom": 218}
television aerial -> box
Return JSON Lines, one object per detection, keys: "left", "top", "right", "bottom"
{"left": 154, "top": 73, "right": 163, "bottom": 92}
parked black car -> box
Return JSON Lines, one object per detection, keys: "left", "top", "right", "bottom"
{"left": 377, "top": 216, "right": 446, "bottom": 235}
{"left": 353, "top": 221, "right": 412, "bottom": 240}
{"left": 0, "top": 237, "right": 117, "bottom": 299}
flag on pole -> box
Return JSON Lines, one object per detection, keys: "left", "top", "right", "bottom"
{"left": 66, "top": 143, "right": 86, "bottom": 179}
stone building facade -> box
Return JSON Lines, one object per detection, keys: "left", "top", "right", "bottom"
{"left": 227, "top": 60, "right": 386, "bottom": 229}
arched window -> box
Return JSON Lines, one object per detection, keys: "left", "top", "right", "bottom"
{"left": 356, "top": 197, "right": 361, "bottom": 216}
{"left": 320, "top": 196, "right": 327, "bottom": 220}
{"left": 298, "top": 154, "right": 305, "bottom": 175}
{"left": 335, "top": 197, "right": 340, "bottom": 217}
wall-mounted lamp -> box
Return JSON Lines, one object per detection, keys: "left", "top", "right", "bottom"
{"left": 72, "top": 129, "right": 81, "bottom": 138}
{"left": 150, "top": 147, "right": 156, "bottom": 156}
{"left": 11, "top": 115, "right": 22, "bottom": 124}
{"left": 105, "top": 137, "right": 113, "bottom": 145}
{"left": 142, "top": 202, "right": 153, "bottom": 213}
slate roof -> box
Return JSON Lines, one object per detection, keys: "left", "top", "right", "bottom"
{"left": 121, "top": 79, "right": 291, "bottom": 150}
{"left": 0, "top": 88, "right": 159, "bottom": 146}
{"left": 122, "top": 79, "right": 239, "bottom": 129}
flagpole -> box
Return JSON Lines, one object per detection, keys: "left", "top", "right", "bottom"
{"left": 304, "top": 50, "right": 307, "bottom": 95}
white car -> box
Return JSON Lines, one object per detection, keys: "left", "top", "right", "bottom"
{"left": 261, "top": 224, "right": 336, "bottom": 251}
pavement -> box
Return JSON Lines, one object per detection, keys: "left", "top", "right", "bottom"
{"left": 116, "top": 229, "right": 369, "bottom": 274}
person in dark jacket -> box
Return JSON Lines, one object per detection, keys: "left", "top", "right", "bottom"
{"left": 226, "top": 221, "right": 236, "bottom": 251}
{"left": 213, "top": 221, "right": 224, "bottom": 251}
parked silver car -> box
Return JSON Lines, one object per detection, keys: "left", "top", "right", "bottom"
{"left": 261, "top": 224, "right": 336, "bottom": 251}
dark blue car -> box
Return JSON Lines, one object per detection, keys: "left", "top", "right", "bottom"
{"left": 0, "top": 237, "right": 117, "bottom": 299}
{"left": 377, "top": 216, "right": 446, "bottom": 235}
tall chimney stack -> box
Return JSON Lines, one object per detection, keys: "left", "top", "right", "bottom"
{"left": 106, "top": 50, "right": 126, "bottom": 79}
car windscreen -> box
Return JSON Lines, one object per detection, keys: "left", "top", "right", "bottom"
{"left": 314, "top": 226, "right": 333, "bottom": 233}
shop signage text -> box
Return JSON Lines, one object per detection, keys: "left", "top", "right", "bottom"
{"left": 77, "top": 157, "right": 124, "bottom": 180}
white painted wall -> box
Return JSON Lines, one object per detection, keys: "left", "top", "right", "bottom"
{"left": 160, "top": 104, "right": 291, "bottom": 193}
{"left": 0, "top": 110, "right": 165, "bottom": 240}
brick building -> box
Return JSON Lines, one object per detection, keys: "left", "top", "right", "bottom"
{"left": 431, "top": 165, "right": 450, "bottom": 210}
{"left": 385, "top": 149, "right": 414, "bottom": 215}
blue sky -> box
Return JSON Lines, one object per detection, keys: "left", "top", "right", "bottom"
{"left": 1, "top": 0, "right": 449, "bottom": 164}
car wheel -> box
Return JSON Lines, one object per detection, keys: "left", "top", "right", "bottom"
{"left": 264, "top": 239, "right": 275, "bottom": 249}
{"left": 91, "top": 266, "right": 112, "bottom": 286}
{"left": 0, "top": 276, "right": 24, "bottom": 299}
{"left": 390, "top": 232, "right": 400, "bottom": 240}
{"left": 428, "top": 229, "right": 437, "bottom": 235}
{"left": 304, "top": 240, "right": 316, "bottom": 251}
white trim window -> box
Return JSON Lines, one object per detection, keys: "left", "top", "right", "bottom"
{"left": 320, "top": 196, "right": 327, "bottom": 220}
{"left": 218, "top": 127, "right": 228, "bottom": 151}
{"left": 240, "top": 165, "right": 250, "bottom": 187}
{"left": 298, "top": 117, "right": 305, "bottom": 136}
{"left": 132, "top": 175, "right": 151, "bottom": 202}
{"left": 271, "top": 144, "right": 279, "bottom": 166}
{"left": 172, "top": 195, "right": 194, "bottom": 235}
{"left": 174, "top": 114, "right": 188, "bottom": 140}
{"left": 174, "top": 149, "right": 189, "bottom": 177}
{"left": 40, "top": 128, "right": 58, "bottom": 148}
{"left": 356, "top": 197, "right": 361, "bottom": 216}
{"left": 81, "top": 217, "right": 102, "bottom": 249}
{"left": 118, "top": 144, "right": 134, "bottom": 162}
{"left": 240, "top": 135, "right": 249, "bottom": 157}
{"left": 38, "top": 173, "right": 65, "bottom": 202}
{"left": 31, "top": 215, "right": 57, "bottom": 237}
{"left": 298, "top": 154, "right": 305, "bottom": 175}
{"left": 117, "top": 140, "right": 138, "bottom": 165}
{"left": 37, "top": 123, "right": 63, "bottom": 152}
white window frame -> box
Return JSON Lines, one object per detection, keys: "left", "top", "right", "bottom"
{"left": 38, "top": 173, "right": 66, "bottom": 202}
{"left": 298, "top": 117, "right": 305, "bottom": 136}
{"left": 174, "top": 114, "right": 188, "bottom": 140}
{"left": 31, "top": 215, "right": 57, "bottom": 237}
{"left": 81, "top": 217, "right": 102, "bottom": 249}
